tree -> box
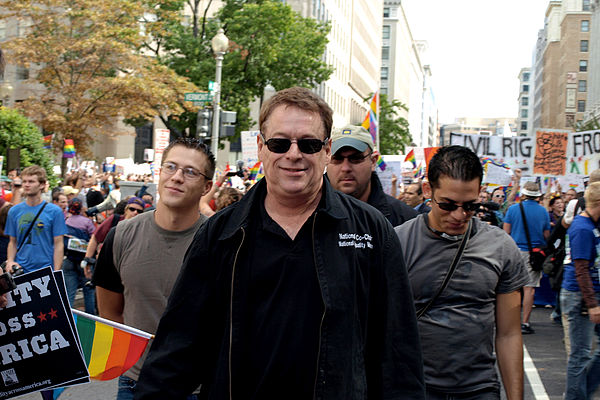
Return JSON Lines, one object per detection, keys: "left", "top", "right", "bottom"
{"left": 158, "top": 0, "right": 333, "bottom": 142}
{"left": 0, "top": 0, "right": 198, "bottom": 158}
{"left": 0, "top": 107, "right": 55, "bottom": 183}
{"left": 376, "top": 94, "right": 412, "bottom": 155}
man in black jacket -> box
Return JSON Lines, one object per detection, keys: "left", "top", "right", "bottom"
{"left": 326, "top": 124, "right": 417, "bottom": 227}
{"left": 134, "top": 87, "right": 424, "bottom": 400}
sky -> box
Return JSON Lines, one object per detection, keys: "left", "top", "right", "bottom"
{"left": 401, "top": 0, "right": 551, "bottom": 124}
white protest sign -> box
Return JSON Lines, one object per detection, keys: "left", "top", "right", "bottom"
{"left": 448, "top": 132, "right": 535, "bottom": 173}
{"left": 241, "top": 131, "right": 260, "bottom": 167}
{"left": 483, "top": 163, "right": 512, "bottom": 186}
{"left": 558, "top": 174, "right": 586, "bottom": 193}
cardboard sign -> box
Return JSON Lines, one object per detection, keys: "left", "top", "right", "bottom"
{"left": 533, "top": 130, "right": 568, "bottom": 175}
{"left": 483, "top": 163, "right": 512, "bottom": 186}
{"left": 0, "top": 267, "right": 88, "bottom": 398}
{"left": 241, "top": 131, "right": 260, "bottom": 168}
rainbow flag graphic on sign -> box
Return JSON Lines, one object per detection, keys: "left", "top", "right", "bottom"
{"left": 72, "top": 309, "right": 153, "bottom": 381}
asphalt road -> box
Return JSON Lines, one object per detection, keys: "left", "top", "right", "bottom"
{"left": 12, "top": 307, "right": 600, "bottom": 399}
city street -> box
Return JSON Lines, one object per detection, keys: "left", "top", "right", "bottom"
{"left": 12, "top": 307, "right": 599, "bottom": 399}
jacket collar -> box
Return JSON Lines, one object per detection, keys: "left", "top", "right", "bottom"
{"left": 366, "top": 172, "right": 391, "bottom": 217}
{"left": 219, "top": 175, "right": 346, "bottom": 240}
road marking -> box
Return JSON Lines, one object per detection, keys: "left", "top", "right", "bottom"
{"left": 523, "top": 344, "right": 550, "bottom": 400}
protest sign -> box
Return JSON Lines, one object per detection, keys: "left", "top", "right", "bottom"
{"left": 448, "top": 132, "right": 535, "bottom": 172}
{"left": 483, "top": 163, "right": 512, "bottom": 186}
{"left": 241, "top": 131, "right": 260, "bottom": 167}
{"left": 376, "top": 156, "right": 404, "bottom": 195}
{"left": 533, "top": 130, "right": 568, "bottom": 175}
{"left": 0, "top": 267, "right": 88, "bottom": 399}
{"left": 566, "top": 130, "right": 600, "bottom": 175}
{"left": 558, "top": 174, "right": 586, "bottom": 193}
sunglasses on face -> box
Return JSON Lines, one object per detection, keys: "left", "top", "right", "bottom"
{"left": 330, "top": 151, "right": 372, "bottom": 165}
{"left": 260, "top": 134, "right": 328, "bottom": 154}
{"left": 127, "top": 207, "right": 143, "bottom": 213}
{"left": 432, "top": 197, "right": 481, "bottom": 213}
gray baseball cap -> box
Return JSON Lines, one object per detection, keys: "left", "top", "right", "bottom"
{"left": 331, "top": 125, "right": 375, "bottom": 155}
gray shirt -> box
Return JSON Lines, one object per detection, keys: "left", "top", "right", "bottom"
{"left": 395, "top": 214, "right": 527, "bottom": 392}
{"left": 112, "top": 210, "right": 207, "bottom": 381}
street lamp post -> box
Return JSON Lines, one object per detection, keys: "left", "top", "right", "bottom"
{"left": 211, "top": 28, "right": 229, "bottom": 163}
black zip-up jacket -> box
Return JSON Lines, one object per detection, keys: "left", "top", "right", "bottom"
{"left": 366, "top": 172, "right": 418, "bottom": 227}
{"left": 135, "top": 177, "right": 424, "bottom": 400}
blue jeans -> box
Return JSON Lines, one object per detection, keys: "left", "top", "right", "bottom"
{"left": 62, "top": 257, "right": 96, "bottom": 314}
{"left": 117, "top": 376, "right": 199, "bottom": 400}
{"left": 560, "top": 289, "right": 600, "bottom": 399}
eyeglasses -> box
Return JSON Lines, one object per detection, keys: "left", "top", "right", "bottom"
{"left": 432, "top": 197, "right": 481, "bottom": 213}
{"left": 330, "top": 151, "right": 373, "bottom": 165}
{"left": 260, "top": 134, "right": 328, "bottom": 154}
{"left": 127, "top": 207, "right": 143, "bottom": 214}
{"left": 161, "top": 162, "right": 210, "bottom": 180}
{"left": 493, "top": 194, "right": 505, "bottom": 198}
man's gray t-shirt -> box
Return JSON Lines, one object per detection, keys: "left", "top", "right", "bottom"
{"left": 395, "top": 214, "right": 527, "bottom": 392}
{"left": 112, "top": 211, "right": 207, "bottom": 381}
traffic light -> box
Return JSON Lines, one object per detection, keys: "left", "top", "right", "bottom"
{"left": 197, "top": 109, "right": 211, "bottom": 137}
{"left": 220, "top": 110, "right": 237, "bottom": 137}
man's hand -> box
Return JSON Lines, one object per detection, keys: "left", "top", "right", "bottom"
{"left": 589, "top": 306, "right": 600, "bottom": 324}
{"left": 512, "top": 168, "right": 522, "bottom": 183}
{"left": 5, "top": 261, "right": 21, "bottom": 274}
{"left": 0, "top": 293, "right": 7, "bottom": 308}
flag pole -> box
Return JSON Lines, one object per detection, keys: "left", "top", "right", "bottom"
{"left": 72, "top": 308, "right": 154, "bottom": 339}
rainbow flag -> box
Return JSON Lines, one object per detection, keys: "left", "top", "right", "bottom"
{"left": 404, "top": 149, "right": 416, "bottom": 168}
{"left": 73, "top": 309, "right": 153, "bottom": 381}
{"left": 42, "top": 134, "right": 53, "bottom": 149}
{"left": 414, "top": 163, "right": 424, "bottom": 179}
{"left": 376, "top": 155, "right": 386, "bottom": 171}
{"left": 423, "top": 147, "right": 440, "bottom": 169}
{"left": 64, "top": 139, "right": 76, "bottom": 158}
{"left": 248, "top": 161, "right": 264, "bottom": 181}
{"left": 361, "top": 91, "right": 378, "bottom": 144}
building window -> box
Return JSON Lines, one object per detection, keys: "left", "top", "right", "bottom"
{"left": 580, "top": 60, "right": 588, "bottom": 72}
{"left": 383, "top": 7, "right": 390, "bottom": 18}
{"left": 523, "top": 84, "right": 529, "bottom": 92}
{"left": 581, "top": 20, "right": 590, "bottom": 32}
{"left": 382, "top": 25, "right": 390, "bottom": 39}
{"left": 523, "top": 72, "right": 530, "bottom": 81}
{"left": 382, "top": 46, "right": 389, "bottom": 60}
{"left": 579, "top": 80, "right": 587, "bottom": 92}
{"left": 380, "top": 88, "right": 388, "bottom": 95}
{"left": 16, "top": 66, "right": 29, "bottom": 80}
{"left": 521, "top": 121, "right": 528, "bottom": 131}
{"left": 578, "top": 100, "right": 586, "bottom": 112}
{"left": 521, "top": 109, "right": 528, "bottom": 118}
{"left": 581, "top": 40, "right": 589, "bottom": 52}
{"left": 381, "top": 67, "right": 388, "bottom": 80}
{"left": 522, "top": 97, "right": 529, "bottom": 106}
{"left": 583, "top": 0, "right": 590, "bottom": 11}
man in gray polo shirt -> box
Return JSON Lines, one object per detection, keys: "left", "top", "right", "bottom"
{"left": 395, "top": 145, "right": 528, "bottom": 399}
{"left": 93, "top": 138, "right": 214, "bottom": 400}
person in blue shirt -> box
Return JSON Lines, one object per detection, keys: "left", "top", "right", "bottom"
{"left": 504, "top": 181, "right": 551, "bottom": 334}
{"left": 5, "top": 165, "right": 67, "bottom": 273}
{"left": 561, "top": 181, "right": 600, "bottom": 400}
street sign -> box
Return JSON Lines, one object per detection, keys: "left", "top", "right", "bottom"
{"left": 208, "top": 81, "right": 215, "bottom": 92}
{"left": 185, "top": 92, "right": 213, "bottom": 102}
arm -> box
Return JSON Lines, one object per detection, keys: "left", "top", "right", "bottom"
{"left": 543, "top": 229, "right": 550, "bottom": 240}
{"left": 53, "top": 235, "right": 64, "bottom": 271}
{"left": 5, "top": 236, "right": 20, "bottom": 272}
{"left": 495, "top": 290, "right": 524, "bottom": 400}
{"left": 505, "top": 169, "right": 522, "bottom": 205}
{"left": 390, "top": 174, "right": 398, "bottom": 198}
{"left": 199, "top": 172, "right": 225, "bottom": 217}
{"left": 503, "top": 222, "right": 511, "bottom": 235}
{"left": 97, "top": 287, "right": 124, "bottom": 324}
{"left": 574, "top": 258, "right": 600, "bottom": 324}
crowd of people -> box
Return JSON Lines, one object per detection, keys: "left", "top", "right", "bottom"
{"left": 0, "top": 86, "right": 597, "bottom": 400}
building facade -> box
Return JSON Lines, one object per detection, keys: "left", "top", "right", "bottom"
{"left": 517, "top": 68, "right": 532, "bottom": 136}
{"left": 585, "top": 0, "right": 600, "bottom": 123}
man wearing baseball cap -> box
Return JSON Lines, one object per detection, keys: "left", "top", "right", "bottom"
{"left": 326, "top": 124, "right": 416, "bottom": 227}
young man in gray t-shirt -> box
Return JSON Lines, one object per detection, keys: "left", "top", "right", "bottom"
{"left": 395, "top": 146, "right": 528, "bottom": 399}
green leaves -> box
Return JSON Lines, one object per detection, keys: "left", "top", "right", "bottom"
{"left": 373, "top": 94, "right": 412, "bottom": 155}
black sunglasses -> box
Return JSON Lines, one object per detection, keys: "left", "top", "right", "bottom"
{"left": 260, "top": 134, "right": 328, "bottom": 154}
{"left": 127, "top": 207, "right": 143, "bottom": 213}
{"left": 432, "top": 197, "right": 481, "bottom": 213}
{"left": 331, "top": 151, "right": 373, "bottom": 165}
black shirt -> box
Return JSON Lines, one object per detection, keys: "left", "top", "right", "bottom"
{"left": 236, "top": 196, "right": 324, "bottom": 399}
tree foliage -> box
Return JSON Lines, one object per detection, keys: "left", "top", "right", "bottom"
{"left": 0, "top": 0, "right": 198, "bottom": 157}
{"left": 159, "top": 0, "right": 333, "bottom": 142}
{"left": 0, "top": 107, "right": 54, "bottom": 182}
{"left": 376, "top": 94, "right": 412, "bottom": 155}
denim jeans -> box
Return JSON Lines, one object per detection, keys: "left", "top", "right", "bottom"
{"left": 117, "top": 376, "right": 199, "bottom": 400}
{"left": 62, "top": 257, "right": 96, "bottom": 314}
{"left": 560, "top": 289, "right": 600, "bottom": 400}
